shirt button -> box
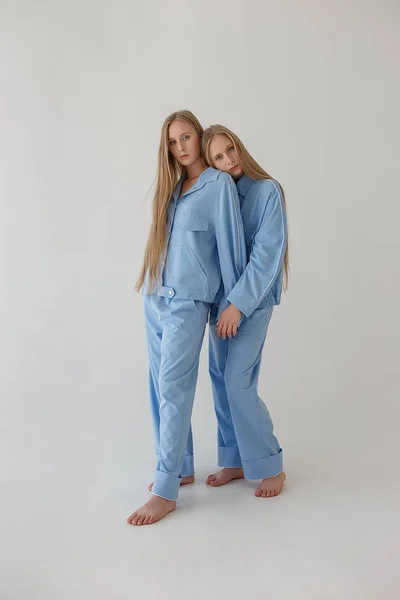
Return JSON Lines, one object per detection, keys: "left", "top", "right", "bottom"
{"left": 168, "top": 289, "right": 174, "bottom": 296}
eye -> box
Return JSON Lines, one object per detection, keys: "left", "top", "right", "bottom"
{"left": 183, "top": 135, "right": 190, "bottom": 141}
{"left": 169, "top": 140, "right": 176, "bottom": 146}
{"left": 214, "top": 155, "right": 222, "bottom": 161}
{"left": 227, "top": 145, "right": 234, "bottom": 154}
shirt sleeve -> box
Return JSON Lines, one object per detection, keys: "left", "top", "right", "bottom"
{"left": 227, "top": 180, "right": 287, "bottom": 317}
{"left": 212, "top": 173, "right": 247, "bottom": 316}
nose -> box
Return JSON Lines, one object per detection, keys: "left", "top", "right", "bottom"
{"left": 178, "top": 142, "right": 186, "bottom": 153}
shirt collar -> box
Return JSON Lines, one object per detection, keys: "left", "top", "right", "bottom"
{"left": 196, "top": 166, "right": 219, "bottom": 186}
{"left": 236, "top": 173, "right": 254, "bottom": 197}
{"left": 173, "top": 166, "right": 219, "bottom": 202}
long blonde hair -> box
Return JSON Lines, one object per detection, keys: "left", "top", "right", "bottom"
{"left": 202, "top": 124, "right": 289, "bottom": 291}
{"left": 136, "top": 110, "right": 204, "bottom": 292}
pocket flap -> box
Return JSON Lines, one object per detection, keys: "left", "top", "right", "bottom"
{"left": 174, "top": 211, "right": 209, "bottom": 231}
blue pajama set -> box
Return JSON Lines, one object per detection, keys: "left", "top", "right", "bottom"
{"left": 143, "top": 167, "right": 246, "bottom": 501}
{"left": 209, "top": 175, "right": 287, "bottom": 480}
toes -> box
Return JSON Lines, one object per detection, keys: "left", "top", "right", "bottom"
{"left": 127, "top": 512, "right": 137, "bottom": 524}
{"left": 133, "top": 513, "right": 142, "bottom": 525}
{"left": 255, "top": 481, "right": 283, "bottom": 498}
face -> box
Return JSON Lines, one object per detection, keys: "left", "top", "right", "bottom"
{"left": 168, "top": 120, "right": 201, "bottom": 166}
{"left": 209, "top": 134, "right": 243, "bottom": 179}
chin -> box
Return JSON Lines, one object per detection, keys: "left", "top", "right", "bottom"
{"left": 185, "top": 157, "right": 200, "bottom": 167}
{"left": 228, "top": 170, "right": 242, "bottom": 180}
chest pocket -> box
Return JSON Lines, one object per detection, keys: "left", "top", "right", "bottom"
{"left": 174, "top": 211, "right": 209, "bottom": 231}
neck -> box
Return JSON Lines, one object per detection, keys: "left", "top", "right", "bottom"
{"left": 185, "top": 157, "right": 207, "bottom": 180}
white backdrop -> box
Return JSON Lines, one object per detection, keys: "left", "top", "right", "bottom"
{"left": 1, "top": 1, "right": 399, "bottom": 599}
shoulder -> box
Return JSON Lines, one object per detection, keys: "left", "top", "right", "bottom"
{"left": 203, "top": 169, "right": 237, "bottom": 197}
{"left": 215, "top": 171, "right": 237, "bottom": 198}
{"left": 215, "top": 170, "right": 233, "bottom": 183}
{"left": 250, "top": 178, "right": 283, "bottom": 207}
{"left": 208, "top": 169, "right": 235, "bottom": 188}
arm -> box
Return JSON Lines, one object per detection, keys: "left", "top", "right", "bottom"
{"left": 212, "top": 174, "right": 247, "bottom": 320}
{"left": 226, "top": 180, "right": 287, "bottom": 318}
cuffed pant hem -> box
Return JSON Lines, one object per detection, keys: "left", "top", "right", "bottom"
{"left": 242, "top": 449, "right": 283, "bottom": 480}
{"left": 156, "top": 454, "right": 194, "bottom": 478}
{"left": 217, "top": 446, "right": 243, "bottom": 468}
{"left": 152, "top": 470, "right": 180, "bottom": 501}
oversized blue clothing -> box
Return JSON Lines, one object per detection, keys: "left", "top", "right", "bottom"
{"left": 227, "top": 176, "right": 287, "bottom": 315}
{"left": 208, "top": 176, "right": 287, "bottom": 479}
{"left": 144, "top": 167, "right": 246, "bottom": 311}
{"left": 143, "top": 167, "right": 246, "bottom": 500}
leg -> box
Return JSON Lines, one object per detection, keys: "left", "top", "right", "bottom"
{"left": 207, "top": 304, "right": 244, "bottom": 486}
{"left": 128, "top": 298, "right": 209, "bottom": 525}
{"left": 144, "top": 296, "right": 195, "bottom": 483}
{"left": 224, "top": 307, "right": 285, "bottom": 496}
{"left": 208, "top": 305, "right": 242, "bottom": 465}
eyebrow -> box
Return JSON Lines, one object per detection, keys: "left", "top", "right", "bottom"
{"left": 212, "top": 143, "right": 232, "bottom": 160}
{"left": 168, "top": 131, "right": 191, "bottom": 141}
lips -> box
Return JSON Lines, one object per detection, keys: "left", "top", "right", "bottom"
{"left": 180, "top": 154, "right": 189, "bottom": 160}
{"left": 229, "top": 165, "right": 238, "bottom": 172}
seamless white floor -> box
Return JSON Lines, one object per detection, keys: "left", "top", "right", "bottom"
{"left": 1, "top": 329, "right": 399, "bottom": 600}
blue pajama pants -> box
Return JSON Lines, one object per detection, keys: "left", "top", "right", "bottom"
{"left": 144, "top": 295, "right": 209, "bottom": 501}
{"left": 208, "top": 304, "right": 283, "bottom": 479}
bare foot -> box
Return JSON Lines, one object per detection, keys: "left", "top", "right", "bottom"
{"left": 255, "top": 472, "right": 286, "bottom": 498}
{"left": 127, "top": 495, "right": 176, "bottom": 526}
{"left": 148, "top": 475, "right": 195, "bottom": 492}
{"left": 206, "top": 467, "right": 244, "bottom": 487}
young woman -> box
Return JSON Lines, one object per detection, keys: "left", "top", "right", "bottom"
{"left": 202, "top": 125, "right": 289, "bottom": 498}
{"left": 127, "top": 112, "right": 246, "bottom": 525}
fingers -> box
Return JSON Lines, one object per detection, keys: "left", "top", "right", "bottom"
{"left": 216, "top": 320, "right": 227, "bottom": 338}
{"left": 216, "top": 321, "right": 239, "bottom": 339}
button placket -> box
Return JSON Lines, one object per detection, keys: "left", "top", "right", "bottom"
{"left": 161, "top": 201, "right": 177, "bottom": 285}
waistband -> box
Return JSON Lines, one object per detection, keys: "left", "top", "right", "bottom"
{"left": 144, "top": 285, "right": 216, "bottom": 303}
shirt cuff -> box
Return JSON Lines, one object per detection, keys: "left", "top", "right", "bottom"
{"left": 227, "top": 286, "right": 258, "bottom": 318}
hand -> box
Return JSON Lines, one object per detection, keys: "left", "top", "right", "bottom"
{"left": 216, "top": 304, "right": 242, "bottom": 339}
